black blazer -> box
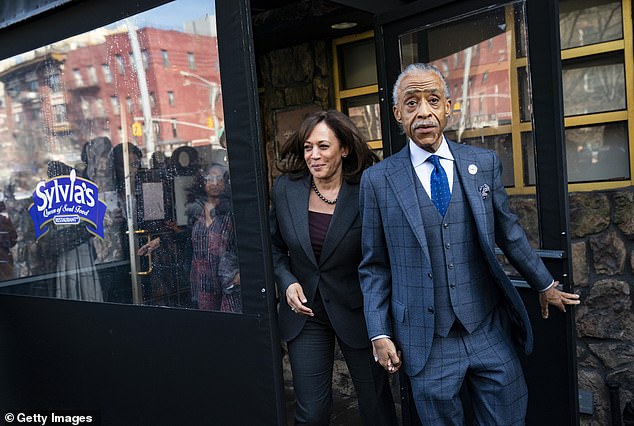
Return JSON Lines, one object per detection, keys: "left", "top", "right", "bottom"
{"left": 270, "top": 174, "right": 370, "bottom": 349}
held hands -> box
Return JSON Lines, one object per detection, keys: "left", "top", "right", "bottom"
{"left": 539, "top": 280, "right": 581, "bottom": 319}
{"left": 372, "top": 337, "right": 402, "bottom": 374}
{"left": 286, "top": 283, "right": 314, "bottom": 317}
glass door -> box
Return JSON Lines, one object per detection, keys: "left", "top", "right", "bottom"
{"left": 375, "top": 1, "right": 577, "bottom": 424}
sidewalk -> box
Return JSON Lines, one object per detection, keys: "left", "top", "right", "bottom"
{"left": 285, "top": 382, "right": 402, "bottom": 425}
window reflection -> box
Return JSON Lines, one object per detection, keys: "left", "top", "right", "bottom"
{"left": 517, "top": 66, "right": 531, "bottom": 123}
{"left": 521, "top": 131, "right": 536, "bottom": 186}
{"left": 341, "top": 94, "right": 382, "bottom": 142}
{"left": 559, "top": 0, "right": 622, "bottom": 50}
{"left": 445, "top": 132, "right": 515, "bottom": 187}
{"left": 0, "top": 0, "right": 241, "bottom": 312}
{"left": 562, "top": 53, "right": 625, "bottom": 116}
{"left": 565, "top": 122, "right": 630, "bottom": 183}
{"left": 339, "top": 39, "right": 377, "bottom": 89}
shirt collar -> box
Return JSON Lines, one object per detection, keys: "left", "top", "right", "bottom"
{"left": 409, "top": 136, "right": 453, "bottom": 167}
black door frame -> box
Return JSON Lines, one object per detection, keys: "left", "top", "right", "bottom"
{"left": 0, "top": 0, "right": 286, "bottom": 424}
{"left": 373, "top": 0, "right": 578, "bottom": 424}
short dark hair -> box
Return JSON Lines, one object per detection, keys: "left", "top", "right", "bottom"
{"left": 112, "top": 143, "right": 142, "bottom": 167}
{"left": 276, "top": 109, "right": 378, "bottom": 184}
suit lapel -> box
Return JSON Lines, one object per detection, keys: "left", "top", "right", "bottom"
{"left": 386, "top": 147, "right": 431, "bottom": 262}
{"left": 450, "top": 141, "right": 489, "bottom": 237}
{"left": 319, "top": 181, "right": 357, "bottom": 265}
{"left": 285, "top": 175, "right": 318, "bottom": 266}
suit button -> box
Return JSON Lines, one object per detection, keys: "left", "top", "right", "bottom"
{"left": 427, "top": 272, "right": 432, "bottom": 278}
{"left": 427, "top": 306, "right": 434, "bottom": 313}
{"left": 445, "top": 243, "right": 451, "bottom": 249}
{"left": 443, "top": 223, "right": 449, "bottom": 228}
{"left": 449, "top": 283, "right": 456, "bottom": 289}
{"left": 448, "top": 263, "right": 454, "bottom": 269}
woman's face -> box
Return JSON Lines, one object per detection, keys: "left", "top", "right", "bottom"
{"left": 204, "top": 167, "right": 225, "bottom": 197}
{"left": 303, "top": 121, "right": 348, "bottom": 182}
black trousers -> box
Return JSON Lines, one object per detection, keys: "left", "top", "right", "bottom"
{"left": 287, "top": 312, "right": 397, "bottom": 426}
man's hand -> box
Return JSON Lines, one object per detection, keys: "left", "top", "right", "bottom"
{"left": 372, "top": 337, "right": 402, "bottom": 373}
{"left": 539, "top": 281, "right": 580, "bottom": 319}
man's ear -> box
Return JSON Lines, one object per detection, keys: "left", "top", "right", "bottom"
{"left": 393, "top": 105, "right": 402, "bottom": 123}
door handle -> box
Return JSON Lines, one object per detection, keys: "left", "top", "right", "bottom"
{"left": 135, "top": 229, "right": 153, "bottom": 276}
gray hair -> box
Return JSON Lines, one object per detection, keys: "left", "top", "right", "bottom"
{"left": 392, "top": 63, "right": 451, "bottom": 106}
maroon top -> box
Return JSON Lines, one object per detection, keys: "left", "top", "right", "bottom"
{"left": 308, "top": 210, "right": 332, "bottom": 261}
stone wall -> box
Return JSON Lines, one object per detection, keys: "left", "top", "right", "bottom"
{"left": 257, "top": 41, "right": 332, "bottom": 188}
{"left": 511, "top": 190, "right": 634, "bottom": 425}
{"left": 568, "top": 190, "right": 634, "bottom": 426}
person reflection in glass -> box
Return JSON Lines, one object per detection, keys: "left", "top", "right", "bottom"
{"left": 0, "top": 201, "right": 18, "bottom": 281}
{"left": 138, "top": 163, "right": 241, "bottom": 312}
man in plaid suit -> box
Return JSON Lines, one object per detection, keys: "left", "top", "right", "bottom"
{"left": 358, "top": 63, "right": 580, "bottom": 425}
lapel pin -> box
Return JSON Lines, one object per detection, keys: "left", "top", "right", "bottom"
{"left": 468, "top": 164, "right": 478, "bottom": 175}
{"left": 479, "top": 184, "right": 490, "bottom": 200}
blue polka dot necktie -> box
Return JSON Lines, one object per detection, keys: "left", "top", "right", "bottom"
{"left": 428, "top": 155, "right": 450, "bottom": 216}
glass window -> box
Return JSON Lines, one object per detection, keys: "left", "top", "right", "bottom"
{"left": 517, "top": 66, "right": 532, "bottom": 123}
{"left": 521, "top": 131, "right": 536, "bottom": 186}
{"left": 168, "top": 91, "right": 175, "bottom": 106}
{"left": 81, "top": 97, "right": 91, "bottom": 118}
{"left": 73, "top": 69, "right": 83, "bottom": 87}
{"left": 95, "top": 99, "right": 105, "bottom": 116}
{"left": 188, "top": 52, "right": 196, "bottom": 70}
{"left": 559, "top": 0, "right": 622, "bottom": 50}
{"left": 102, "top": 64, "right": 112, "bottom": 83}
{"left": 161, "top": 49, "right": 169, "bottom": 67}
{"left": 341, "top": 94, "right": 381, "bottom": 142}
{"left": 126, "top": 97, "right": 134, "bottom": 115}
{"left": 88, "top": 66, "right": 98, "bottom": 85}
{"left": 110, "top": 96, "right": 120, "bottom": 114}
{"left": 48, "top": 72, "right": 63, "bottom": 92}
{"left": 129, "top": 52, "right": 137, "bottom": 73}
{"left": 141, "top": 50, "right": 149, "bottom": 70}
{"left": 171, "top": 118, "right": 178, "bottom": 137}
{"left": 338, "top": 39, "right": 377, "bottom": 89}
{"left": 115, "top": 54, "right": 125, "bottom": 74}
{"left": 53, "top": 104, "right": 67, "bottom": 123}
{"left": 0, "top": 0, "right": 239, "bottom": 312}
{"left": 562, "top": 53, "right": 625, "bottom": 116}
{"left": 565, "top": 122, "right": 630, "bottom": 182}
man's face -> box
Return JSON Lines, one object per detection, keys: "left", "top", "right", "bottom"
{"left": 393, "top": 69, "right": 452, "bottom": 153}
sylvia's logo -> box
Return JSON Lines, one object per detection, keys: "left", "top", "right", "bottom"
{"left": 28, "top": 169, "right": 107, "bottom": 240}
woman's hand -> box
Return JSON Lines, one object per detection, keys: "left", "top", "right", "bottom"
{"left": 285, "top": 283, "right": 314, "bottom": 317}
{"left": 137, "top": 237, "right": 161, "bottom": 256}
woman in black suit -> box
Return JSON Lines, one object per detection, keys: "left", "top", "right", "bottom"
{"left": 270, "top": 110, "right": 396, "bottom": 425}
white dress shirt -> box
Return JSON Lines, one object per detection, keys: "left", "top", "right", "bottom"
{"left": 409, "top": 137, "right": 454, "bottom": 197}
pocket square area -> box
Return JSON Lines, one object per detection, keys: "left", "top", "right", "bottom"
{"left": 479, "top": 184, "right": 490, "bottom": 200}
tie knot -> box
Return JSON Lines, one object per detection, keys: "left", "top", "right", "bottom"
{"left": 428, "top": 155, "right": 442, "bottom": 168}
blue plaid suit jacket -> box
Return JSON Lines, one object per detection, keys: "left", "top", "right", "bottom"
{"left": 358, "top": 140, "right": 553, "bottom": 376}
